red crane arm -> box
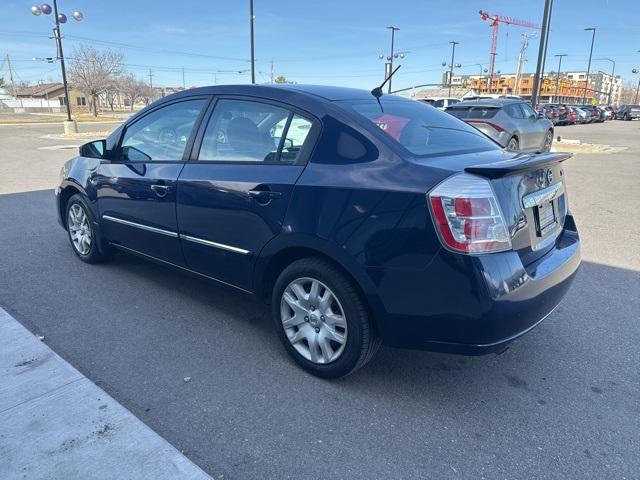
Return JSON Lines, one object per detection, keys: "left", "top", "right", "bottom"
{"left": 479, "top": 10, "right": 541, "bottom": 29}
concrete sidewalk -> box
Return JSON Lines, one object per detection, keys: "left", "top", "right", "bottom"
{"left": 0, "top": 307, "right": 212, "bottom": 480}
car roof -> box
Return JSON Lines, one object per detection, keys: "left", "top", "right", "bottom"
{"left": 169, "top": 84, "right": 407, "bottom": 102}
{"left": 448, "top": 98, "right": 523, "bottom": 108}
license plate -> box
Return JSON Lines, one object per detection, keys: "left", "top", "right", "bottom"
{"left": 537, "top": 201, "right": 557, "bottom": 236}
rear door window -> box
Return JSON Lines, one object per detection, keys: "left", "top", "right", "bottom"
{"left": 344, "top": 100, "right": 499, "bottom": 156}
{"left": 504, "top": 104, "right": 525, "bottom": 119}
{"left": 520, "top": 103, "right": 538, "bottom": 120}
{"left": 197, "top": 99, "right": 314, "bottom": 164}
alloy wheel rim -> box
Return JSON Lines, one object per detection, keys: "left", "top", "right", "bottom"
{"left": 508, "top": 139, "right": 518, "bottom": 150}
{"left": 68, "top": 203, "right": 92, "bottom": 255}
{"left": 545, "top": 132, "right": 553, "bottom": 151}
{"left": 280, "top": 277, "right": 347, "bottom": 364}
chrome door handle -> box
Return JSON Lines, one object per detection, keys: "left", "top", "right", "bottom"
{"left": 150, "top": 184, "right": 171, "bottom": 197}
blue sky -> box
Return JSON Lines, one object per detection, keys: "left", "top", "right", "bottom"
{"left": 1, "top": 0, "right": 639, "bottom": 91}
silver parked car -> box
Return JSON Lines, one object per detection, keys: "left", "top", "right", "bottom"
{"left": 446, "top": 99, "right": 554, "bottom": 153}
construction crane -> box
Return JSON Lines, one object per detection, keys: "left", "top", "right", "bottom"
{"left": 479, "top": 10, "right": 541, "bottom": 79}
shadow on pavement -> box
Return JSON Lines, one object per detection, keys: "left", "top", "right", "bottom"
{"left": 1, "top": 189, "right": 638, "bottom": 480}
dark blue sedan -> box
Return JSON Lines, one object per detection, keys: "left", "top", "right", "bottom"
{"left": 55, "top": 85, "right": 581, "bottom": 378}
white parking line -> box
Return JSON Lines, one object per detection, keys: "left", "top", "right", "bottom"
{"left": 0, "top": 307, "right": 212, "bottom": 480}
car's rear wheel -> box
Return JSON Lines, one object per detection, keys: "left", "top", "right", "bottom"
{"left": 272, "top": 257, "right": 380, "bottom": 378}
{"left": 506, "top": 136, "right": 519, "bottom": 151}
{"left": 66, "top": 194, "right": 110, "bottom": 263}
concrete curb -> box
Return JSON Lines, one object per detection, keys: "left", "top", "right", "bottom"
{"left": 0, "top": 307, "right": 212, "bottom": 480}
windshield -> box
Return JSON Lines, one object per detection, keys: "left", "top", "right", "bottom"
{"left": 343, "top": 99, "right": 499, "bottom": 156}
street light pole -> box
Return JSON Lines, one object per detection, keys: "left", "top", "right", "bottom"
{"left": 50, "top": 0, "right": 72, "bottom": 122}
{"left": 448, "top": 41, "right": 459, "bottom": 97}
{"left": 594, "top": 58, "right": 615, "bottom": 105}
{"left": 633, "top": 69, "right": 640, "bottom": 104}
{"left": 531, "top": 0, "right": 553, "bottom": 106}
{"left": 387, "top": 26, "right": 399, "bottom": 94}
{"left": 31, "top": 1, "right": 82, "bottom": 132}
{"left": 249, "top": 0, "right": 255, "bottom": 84}
{"left": 553, "top": 54, "right": 567, "bottom": 103}
{"left": 582, "top": 27, "right": 596, "bottom": 104}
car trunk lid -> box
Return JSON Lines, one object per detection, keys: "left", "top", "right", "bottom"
{"left": 466, "top": 152, "right": 572, "bottom": 265}
{"left": 416, "top": 150, "right": 572, "bottom": 265}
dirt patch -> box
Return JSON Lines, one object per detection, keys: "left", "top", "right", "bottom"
{"left": 552, "top": 142, "right": 627, "bottom": 154}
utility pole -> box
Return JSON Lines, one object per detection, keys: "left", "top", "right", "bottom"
{"left": 531, "top": 0, "right": 553, "bottom": 106}
{"left": 5, "top": 54, "right": 23, "bottom": 108}
{"left": 448, "top": 41, "right": 459, "bottom": 97}
{"left": 554, "top": 54, "right": 567, "bottom": 102}
{"left": 582, "top": 27, "right": 596, "bottom": 104}
{"left": 6, "top": 55, "right": 18, "bottom": 98}
{"left": 182, "top": 67, "right": 185, "bottom": 89}
{"left": 270, "top": 59, "right": 274, "bottom": 83}
{"left": 515, "top": 33, "right": 533, "bottom": 95}
{"left": 249, "top": 0, "right": 255, "bottom": 84}
{"left": 489, "top": 52, "right": 497, "bottom": 93}
{"left": 386, "top": 26, "right": 400, "bottom": 94}
{"left": 148, "top": 68, "right": 154, "bottom": 88}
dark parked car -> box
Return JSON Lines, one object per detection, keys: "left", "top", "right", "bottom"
{"left": 615, "top": 104, "right": 640, "bottom": 120}
{"left": 547, "top": 104, "right": 570, "bottom": 125}
{"left": 565, "top": 106, "right": 579, "bottom": 125}
{"left": 535, "top": 104, "right": 556, "bottom": 124}
{"left": 55, "top": 85, "right": 581, "bottom": 378}
{"left": 572, "top": 106, "right": 592, "bottom": 123}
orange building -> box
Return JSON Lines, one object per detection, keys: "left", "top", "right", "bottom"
{"left": 454, "top": 74, "right": 596, "bottom": 103}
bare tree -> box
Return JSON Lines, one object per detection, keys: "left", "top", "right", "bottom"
{"left": 118, "top": 74, "right": 154, "bottom": 111}
{"left": 68, "top": 45, "right": 123, "bottom": 116}
{"left": 103, "top": 79, "right": 122, "bottom": 112}
{"left": 0, "top": 76, "right": 6, "bottom": 88}
{"left": 618, "top": 80, "right": 640, "bottom": 105}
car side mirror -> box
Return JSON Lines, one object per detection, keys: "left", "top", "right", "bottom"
{"left": 537, "top": 112, "right": 545, "bottom": 119}
{"left": 79, "top": 139, "right": 107, "bottom": 159}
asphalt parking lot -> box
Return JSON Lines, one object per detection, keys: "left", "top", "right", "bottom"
{"left": 1, "top": 120, "right": 638, "bottom": 479}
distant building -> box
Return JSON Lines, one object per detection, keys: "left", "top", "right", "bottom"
{"left": 565, "top": 71, "right": 621, "bottom": 105}
{"left": 441, "top": 72, "right": 601, "bottom": 104}
{"left": 16, "top": 82, "right": 89, "bottom": 111}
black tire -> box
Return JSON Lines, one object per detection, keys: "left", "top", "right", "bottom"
{"left": 271, "top": 257, "right": 381, "bottom": 378}
{"left": 506, "top": 136, "right": 519, "bottom": 151}
{"left": 65, "top": 194, "right": 110, "bottom": 264}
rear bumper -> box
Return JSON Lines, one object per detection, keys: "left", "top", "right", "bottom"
{"left": 373, "top": 217, "right": 581, "bottom": 354}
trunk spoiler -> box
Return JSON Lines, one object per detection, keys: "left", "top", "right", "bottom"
{"left": 465, "top": 152, "right": 573, "bottom": 179}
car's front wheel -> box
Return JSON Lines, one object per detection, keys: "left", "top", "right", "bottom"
{"left": 66, "top": 194, "right": 110, "bottom": 263}
{"left": 506, "top": 136, "right": 519, "bottom": 151}
{"left": 272, "top": 258, "right": 380, "bottom": 378}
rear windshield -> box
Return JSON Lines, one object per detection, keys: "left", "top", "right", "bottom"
{"left": 446, "top": 106, "right": 499, "bottom": 119}
{"left": 344, "top": 100, "right": 498, "bottom": 156}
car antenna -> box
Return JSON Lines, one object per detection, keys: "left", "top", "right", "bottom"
{"left": 371, "top": 65, "right": 401, "bottom": 112}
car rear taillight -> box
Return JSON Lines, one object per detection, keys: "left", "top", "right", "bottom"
{"left": 428, "top": 173, "right": 512, "bottom": 254}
